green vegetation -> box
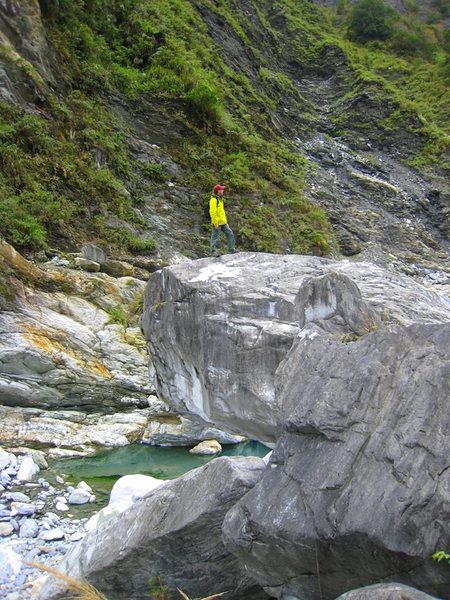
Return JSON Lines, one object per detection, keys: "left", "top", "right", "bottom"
{"left": 347, "top": 0, "right": 398, "bottom": 42}
{"left": 432, "top": 550, "right": 450, "bottom": 565}
{"left": 331, "top": 0, "right": 450, "bottom": 167}
{"left": 0, "top": 0, "right": 448, "bottom": 258}
{"left": 106, "top": 305, "right": 128, "bottom": 327}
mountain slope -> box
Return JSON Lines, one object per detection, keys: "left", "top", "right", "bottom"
{"left": 0, "top": 0, "right": 448, "bottom": 277}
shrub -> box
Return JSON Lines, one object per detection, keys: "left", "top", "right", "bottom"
{"left": 0, "top": 195, "right": 48, "bottom": 250}
{"left": 389, "top": 29, "right": 437, "bottom": 59}
{"left": 127, "top": 236, "right": 157, "bottom": 254}
{"left": 432, "top": 550, "right": 450, "bottom": 565}
{"left": 184, "top": 82, "right": 224, "bottom": 128}
{"left": 107, "top": 305, "right": 128, "bottom": 327}
{"left": 140, "top": 162, "right": 170, "bottom": 183}
{"left": 347, "top": 0, "right": 399, "bottom": 42}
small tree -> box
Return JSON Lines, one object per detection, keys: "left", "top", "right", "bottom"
{"left": 347, "top": 0, "right": 398, "bottom": 42}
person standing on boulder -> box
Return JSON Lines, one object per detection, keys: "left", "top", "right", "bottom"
{"left": 209, "top": 184, "right": 236, "bottom": 257}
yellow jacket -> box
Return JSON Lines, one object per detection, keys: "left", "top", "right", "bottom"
{"left": 210, "top": 195, "right": 227, "bottom": 226}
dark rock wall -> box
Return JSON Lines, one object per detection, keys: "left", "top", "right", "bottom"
{"left": 223, "top": 322, "right": 450, "bottom": 599}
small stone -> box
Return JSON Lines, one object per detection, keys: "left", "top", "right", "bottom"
{"left": 6, "top": 492, "right": 30, "bottom": 503}
{"left": 68, "top": 490, "right": 91, "bottom": 505}
{"left": 55, "top": 502, "right": 69, "bottom": 512}
{"left": 0, "top": 522, "right": 14, "bottom": 536}
{"left": 39, "top": 527, "right": 65, "bottom": 541}
{"left": 16, "top": 456, "right": 39, "bottom": 482}
{"left": 0, "top": 473, "right": 12, "bottom": 486}
{"left": 189, "top": 440, "right": 222, "bottom": 455}
{"left": 70, "top": 532, "right": 85, "bottom": 542}
{"left": 76, "top": 481, "right": 93, "bottom": 493}
{"left": 0, "top": 448, "right": 11, "bottom": 470}
{"left": 19, "top": 519, "right": 39, "bottom": 539}
{"left": 13, "top": 503, "right": 36, "bottom": 516}
{"left": 24, "top": 547, "right": 42, "bottom": 561}
{"left": 44, "top": 512, "right": 60, "bottom": 524}
{"left": 55, "top": 475, "right": 64, "bottom": 484}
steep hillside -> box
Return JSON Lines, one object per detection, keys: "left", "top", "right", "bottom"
{"left": 0, "top": 0, "right": 448, "bottom": 276}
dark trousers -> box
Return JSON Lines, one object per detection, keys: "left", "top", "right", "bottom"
{"left": 211, "top": 224, "right": 235, "bottom": 255}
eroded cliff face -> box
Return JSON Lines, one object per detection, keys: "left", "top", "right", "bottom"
{"left": 0, "top": 0, "right": 55, "bottom": 106}
{"left": 0, "top": 0, "right": 448, "bottom": 275}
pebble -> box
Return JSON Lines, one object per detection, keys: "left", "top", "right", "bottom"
{"left": 0, "top": 447, "right": 101, "bottom": 600}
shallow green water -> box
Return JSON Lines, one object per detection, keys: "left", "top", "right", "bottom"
{"left": 51, "top": 441, "right": 270, "bottom": 510}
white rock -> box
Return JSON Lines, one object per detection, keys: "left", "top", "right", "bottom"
{"left": 262, "top": 451, "right": 273, "bottom": 464}
{"left": 0, "top": 522, "right": 14, "bottom": 537}
{"left": 76, "top": 481, "right": 93, "bottom": 493}
{"left": 13, "top": 502, "right": 36, "bottom": 516}
{"left": 109, "top": 474, "right": 165, "bottom": 508}
{"left": 55, "top": 501, "right": 69, "bottom": 512}
{"left": 68, "top": 489, "right": 92, "bottom": 505}
{"left": 85, "top": 504, "right": 119, "bottom": 532}
{"left": 39, "top": 527, "right": 65, "bottom": 541}
{"left": 189, "top": 440, "right": 222, "bottom": 455}
{"left": 19, "top": 519, "right": 39, "bottom": 538}
{"left": 0, "top": 448, "right": 11, "bottom": 470}
{"left": 0, "top": 547, "right": 21, "bottom": 579}
{"left": 16, "top": 456, "right": 39, "bottom": 482}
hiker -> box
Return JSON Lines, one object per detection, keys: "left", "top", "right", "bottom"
{"left": 209, "top": 184, "right": 236, "bottom": 257}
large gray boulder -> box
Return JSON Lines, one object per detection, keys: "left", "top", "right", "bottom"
{"left": 335, "top": 582, "right": 442, "bottom": 600}
{"left": 141, "top": 253, "right": 450, "bottom": 598}
{"left": 222, "top": 320, "right": 450, "bottom": 599}
{"left": 141, "top": 253, "right": 450, "bottom": 444}
{"left": 37, "top": 456, "right": 268, "bottom": 600}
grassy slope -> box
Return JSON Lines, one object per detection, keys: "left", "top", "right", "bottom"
{"left": 0, "top": 0, "right": 448, "bottom": 258}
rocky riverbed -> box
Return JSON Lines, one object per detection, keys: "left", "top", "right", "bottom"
{"left": 0, "top": 446, "right": 100, "bottom": 599}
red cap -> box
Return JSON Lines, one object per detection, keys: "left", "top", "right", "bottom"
{"left": 213, "top": 184, "right": 225, "bottom": 192}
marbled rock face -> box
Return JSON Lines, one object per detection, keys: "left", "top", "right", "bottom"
{"left": 222, "top": 320, "right": 450, "bottom": 599}
{"left": 37, "top": 456, "right": 269, "bottom": 600}
{"left": 141, "top": 253, "right": 450, "bottom": 444}
{"left": 0, "top": 282, "right": 152, "bottom": 411}
{"left": 0, "top": 241, "right": 153, "bottom": 414}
